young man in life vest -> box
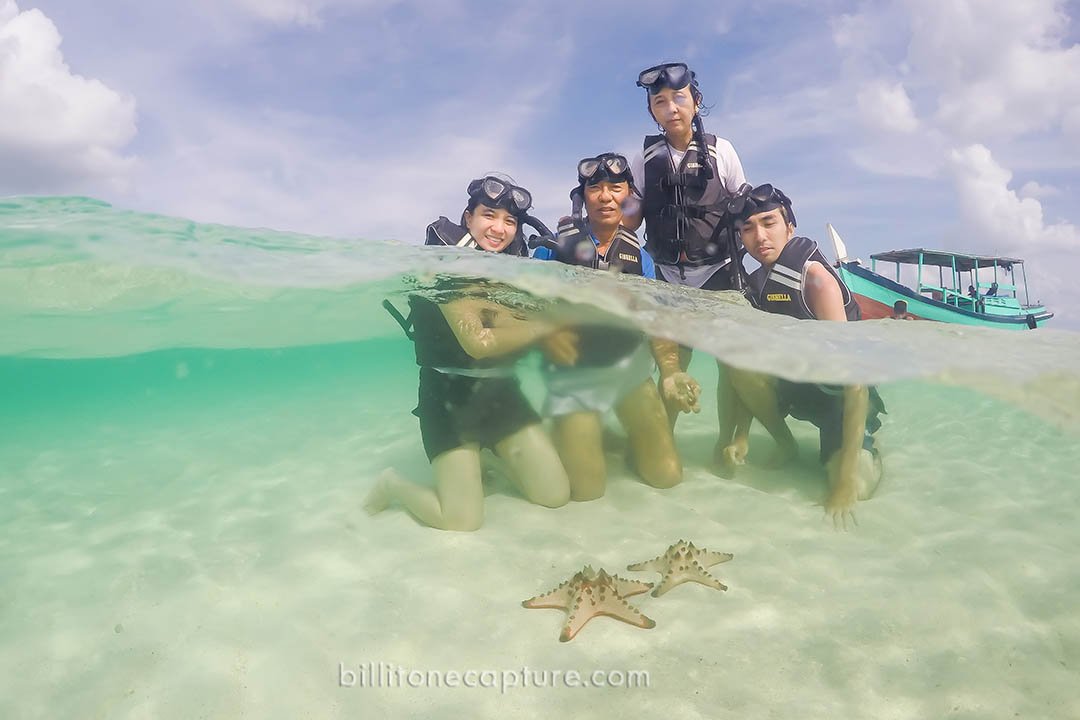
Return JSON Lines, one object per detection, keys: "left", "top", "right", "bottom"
{"left": 719, "top": 184, "right": 885, "bottom": 530}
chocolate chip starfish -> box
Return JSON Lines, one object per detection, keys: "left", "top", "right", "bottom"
{"left": 626, "top": 539, "right": 733, "bottom": 597}
{"left": 522, "top": 565, "right": 656, "bottom": 642}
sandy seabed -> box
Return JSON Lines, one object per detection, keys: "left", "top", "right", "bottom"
{"left": 1, "top": 358, "right": 1078, "bottom": 720}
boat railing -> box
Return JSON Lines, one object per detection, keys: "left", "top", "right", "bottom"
{"left": 917, "top": 283, "right": 976, "bottom": 308}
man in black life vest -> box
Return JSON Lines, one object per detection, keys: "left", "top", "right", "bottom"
{"left": 720, "top": 185, "right": 884, "bottom": 530}
{"left": 532, "top": 153, "right": 685, "bottom": 499}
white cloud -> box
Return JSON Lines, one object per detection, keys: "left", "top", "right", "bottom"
{"left": 127, "top": 27, "right": 575, "bottom": 240}
{"left": 0, "top": 1, "right": 137, "bottom": 193}
{"left": 905, "top": 0, "right": 1080, "bottom": 138}
{"left": 1018, "top": 180, "right": 1060, "bottom": 200}
{"left": 948, "top": 144, "right": 1078, "bottom": 251}
{"left": 947, "top": 144, "right": 1077, "bottom": 321}
{"left": 856, "top": 79, "right": 919, "bottom": 133}
{"left": 1064, "top": 105, "right": 1080, "bottom": 141}
{"left": 839, "top": 0, "right": 1080, "bottom": 142}
{"left": 216, "top": 0, "right": 401, "bottom": 27}
{"left": 224, "top": 0, "right": 329, "bottom": 26}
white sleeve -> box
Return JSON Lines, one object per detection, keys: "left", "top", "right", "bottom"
{"left": 631, "top": 153, "right": 645, "bottom": 198}
{"left": 713, "top": 137, "right": 746, "bottom": 193}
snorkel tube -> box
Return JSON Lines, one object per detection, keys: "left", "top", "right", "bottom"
{"left": 724, "top": 184, "right": 752, "bottom": 294}
{"left": 523, "top": 213, "right": 557, "bottom": 254}
{"left": 526, "top": 199, "right": 599, "bottom": 268}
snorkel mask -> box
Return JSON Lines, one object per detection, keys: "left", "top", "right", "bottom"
{"left": 726, "top": 183, "right": 796, "bottom": 227}
{"left": 466, "top": 175, "right": 533, "bottom": 216}
{"left": 636, "top": 62, "right": 697, "bottom": 94}
{"left": 577, "top": 153, "right": 635, "bottom": 189}
{"left": 570, "top": 153, "right": 637, "bottom": 220}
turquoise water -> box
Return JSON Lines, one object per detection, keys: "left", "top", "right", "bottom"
{"left": 2, "top": 197, "right": 1079, "bottom": 719}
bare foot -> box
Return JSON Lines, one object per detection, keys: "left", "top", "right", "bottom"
{"left": 712, "top": 437, "right": 748, "bottom": 478}
{"left": 763, "top": 439, "right": 797, "bottom": 469}
{"left": 362, "top": 468, "right": 398, "bottom": 515}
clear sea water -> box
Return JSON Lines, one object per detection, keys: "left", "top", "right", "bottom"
{"left": 2, "top": 197, "right": 1078, "bottom": 719}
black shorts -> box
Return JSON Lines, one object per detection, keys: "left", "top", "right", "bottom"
{"left": 776, "top": 381, "right": 886, "bottom": 463}
{"left": 413, "top": 367, "right": 541, "bottom": 461}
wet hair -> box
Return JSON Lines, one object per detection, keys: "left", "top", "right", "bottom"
{"left": 462, "top": 172, "right": 527, "bottom": 221}
{"left": 740, "top": 205, "right": 792, "bottom": 226}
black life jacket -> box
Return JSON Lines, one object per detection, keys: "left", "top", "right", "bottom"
{"left": 641, "top": 132, "right": 733, "bottom": 266}
{"left": 406, "top": 295, "right": 475, "bottom": 369}
{"left": 748, "top": 236, "right": 860, "bottom": 321}
{"left": 386, "top": 217, "right": 528, "bottom": 371}
{"left": 554, "top": 217, "right": 644, "bottom": 275}
{"left": 549, "top": 217, "right": 646, "bottom": 366}
{"left": 425, "top": 216, "right": 528, "bottom": 257}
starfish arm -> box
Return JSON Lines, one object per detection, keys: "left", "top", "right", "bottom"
{"left": 701, "top": 550, "right": 734, "bottom": 567}
{"left": 598, "top": 605, "right": 656, "bottom": 631}
{"left": 686, "top": 563, "right": 729, "bottom": 591}
{"left": 522, "top": 582, "right": 573, "bottom": 609}
{"left": 612, "top": 575, "right": 653, "bottom": 598}
{"left": 559, "top": 595, "right": 595, "bottom": 642}
{"left": 650, "top": 569, "right": 685, "bottom": 597}
{"left": 626, "top": 555, "right": 665, "bottom": 573}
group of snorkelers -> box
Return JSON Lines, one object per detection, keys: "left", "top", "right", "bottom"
{"left": 364, "top": 62, "right": 885, "bottom": 532}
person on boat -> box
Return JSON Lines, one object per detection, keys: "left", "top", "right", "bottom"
{"left": 364, "top": 175, "right": 570, "bottom": 530}
{"left": 530, "top": 153, "right": 684, "bottom": 499}
{"left": 717, "top": 184, "right": 885, "bottom": 529}
{"left": 622, "top": 61, "right": 749, "bottom": 469}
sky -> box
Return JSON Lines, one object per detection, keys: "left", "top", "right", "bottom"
{"left": 2, "top": 0, "right": 1078, "bottom": 327}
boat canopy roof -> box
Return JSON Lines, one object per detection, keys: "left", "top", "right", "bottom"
{"left": 869, "top": 248, "right": 1025, "bottom": 272}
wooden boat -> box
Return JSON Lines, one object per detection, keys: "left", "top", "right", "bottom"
{"left": 826, "top": 224, "right": 1053, "bottom": 329}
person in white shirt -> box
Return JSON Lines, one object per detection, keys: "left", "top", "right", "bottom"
{"left": 622, "top": 61, "right": 748, "bottom": 472}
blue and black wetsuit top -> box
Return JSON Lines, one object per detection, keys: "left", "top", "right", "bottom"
{"left": 533, "top": 217, "right": 651, "bottom": 367}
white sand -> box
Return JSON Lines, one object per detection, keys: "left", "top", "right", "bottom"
{"left": 1, "top": 361, "right": 1078, "bottom": 720}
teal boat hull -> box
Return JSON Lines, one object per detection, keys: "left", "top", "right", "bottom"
{"left": 838, "top": 262, "right": 1054, "bottom": 329}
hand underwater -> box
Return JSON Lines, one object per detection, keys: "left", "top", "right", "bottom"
{"left": 661, "top": 371, "right": 701, "bottom": 414}
{"left": 542, "top": 330, "right": 580, "bottom": 366}
{"left": 824, "top": 482, "right": 859, "bottom": 531}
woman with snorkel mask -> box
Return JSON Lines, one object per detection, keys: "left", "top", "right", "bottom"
{"left": 367, "top": 175, "right": 571, "bottom": 531}
{"left": 625, "top": 62, "right": 749, "bottom": 472}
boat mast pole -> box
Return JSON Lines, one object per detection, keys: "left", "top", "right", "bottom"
{"left": 1022, "top": 262, "right": 1030, "bottom": 306}
{"left": 950, "top": 255, "right": 957, "bottom": 306}
{"left": 917, "top": 252, "right": 923, "bottom": 294}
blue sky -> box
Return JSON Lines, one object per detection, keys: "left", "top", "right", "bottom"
{"left": 2, "top": 0, "right": 1078, "bottom": 327}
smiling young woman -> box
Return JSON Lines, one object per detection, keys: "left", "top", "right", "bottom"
{"left": 367, "top": 175, "right": 571, "bottom": 531}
